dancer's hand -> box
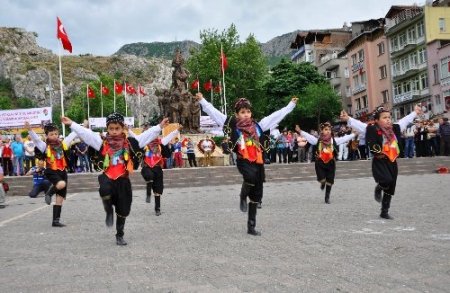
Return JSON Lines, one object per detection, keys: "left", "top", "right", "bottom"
{"left": 61, "top": 116, "right": 73, "bottom": 126}
{"left": 159, "top": 117, "right": 170, "bottom": 128}
{"left": 414, "top": 104, "right": 422, "bottom": 116}
{"left": 195, "top": 92, "right": 204, "bottom": 101}
{"left": 340, "top": 110, "right": 349, "bottom": 122}
{"left": 24, "top": 121, "right": 31, "bottom": 130}
{"left": 295, "top": 125, "right": 301, "bottom": 134}
{"left": 178, "top": 124, "right": 183, "bottom": 131}
{"left": 291, "top": 96, "right": 298, "bottom": 104}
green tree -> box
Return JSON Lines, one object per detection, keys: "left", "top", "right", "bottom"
{"left": 16, "top": 97, "right": 36, "bottom": 108}
{"left": 0, "top": 96, "right": 12, "bottom": 109}
{"left": 297, "top": 83, "right": 342, "bottom": 129}
{"left": 187, "top": 24, "right": 268, "bottom": 116}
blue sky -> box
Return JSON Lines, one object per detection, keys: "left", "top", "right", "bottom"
{"left": 2, "top": 0, "right": 425, "bottom": 56}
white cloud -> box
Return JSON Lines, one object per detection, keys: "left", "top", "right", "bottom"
{"left": 2, "top": 0, "right": 424, "bottom": 56}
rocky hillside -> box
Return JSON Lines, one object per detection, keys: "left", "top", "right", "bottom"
{"left": 0, "top": 27, "right": 172, "bottom": 122}
{"left": 115, "top": 41, "right": 200, "bottom": 60}
{"left": 115, "top": 31, "right": 302, "bottom": 66}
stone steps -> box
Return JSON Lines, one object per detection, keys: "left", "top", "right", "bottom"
{"left": 4, "top": 157, "right": 450, "bottom": 196}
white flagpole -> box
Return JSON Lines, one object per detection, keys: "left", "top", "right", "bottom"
{"left": 221, "top": 44, "right": 227, "bottom": 115}
{"left": 210, "top": 78, "right": 213, "bottom": 105}
{"left": 113, "top": 79, "right": 116, "bottom": 112}
{"left": 87, "top": 84, "right": 90, "bottom": 119}
{"left": 100, "top": 81, "right": 103, "bottom": 117}
{"left": 197, "top": 76, "right": 200, "bottom": 93}
{"left": 58, "top": 44, "right": 65, "bottom": 137}
{"left": 219, "top": 81, "right": 224, "bottom": 113}
{"left": 138, "top": 84, "right": 141, "bottom": 127}
{"left": 124, "top": 82, "right": 128, "bottom": 116}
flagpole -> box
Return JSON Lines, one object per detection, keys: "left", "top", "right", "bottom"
{"left": 124, "top": 82, "right": 128, "bottom": 117}
{"left": 210, "top": 78, "right": 213, "bottom": 105}
{"left": 197, "top": 76, "right": 200, "bottom": 93}
{"left": 100, "top": 81, "right": 103, "bottom": 117}
{"left": 58, "top": 44, "right": 65, "bottom": 137}
{"left": 138, "top": 84, "right": 141, "bottom": 127}
{"left": 113, "top": 79, "right": 116, "bottom": 112}
{"left": 87, "top": 84, "right": 90, "bottom": 119}
{"left": 221, "top": 44, "right": 227, "bottom": 115}
{"left": 219, "top": 81, "right": 223, "bottom": 113}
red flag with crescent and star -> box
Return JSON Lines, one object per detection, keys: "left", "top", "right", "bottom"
{"left": 126, "top": 84, "right": 136, "bottom": 95}
{"left": 114, "top": 81, "right": 123, "bottom": 94}
{"left": 190, "top": 79, "right": 199, "bottom": 90}
{"left": 203, "top": 80, "right": 212, "bottom": 92}
{"left": 56, "top": 17, "right": 72, "bottom": 53}
{"left": 87, "top": 86, "right": 95, "bottom": 99}
{"left": 101, "top": 85, "right": 109, "bottom": 95}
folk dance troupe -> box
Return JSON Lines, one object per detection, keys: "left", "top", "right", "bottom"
{"left": 23, "top": 95, "right": 423, "bottom": 245}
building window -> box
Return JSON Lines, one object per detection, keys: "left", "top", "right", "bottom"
{"left": 399, "top": 33, "right": 407, "bottom": 47}
{"left": 418, "top": 48, "right": 427, "bottom": 64}
{"left": 432, "top": 64, "right": 439, "bottom": 85}
{"left": 362, "top": 95, "right": 368, "bottom": 108}
{"left": 441, "top": 57, "right": 450, "bottom": 80}
{"left": 435, "top": 94, "right": 441, "bottom": 105}
{"left": 344, "top": 67, "right": 349, "bottom": 78}
{"left": 382, "top": 90, "right": 390, "bottom": 103}
{"left": 439, "top": 18, "right": 446, "bottom": 33}
{"left": 407, "top": 27, "right": 416, "bottom": 42}
{"left": 356, "top": 98, "right": 361, "bottom": 110}
{"left": 420, "top": 73, "right": 429, "bottom": 89}
{"left": 358, "top": 49, "right": 364, "bottom": 62}
{"left": 351, "top": 54, "right": 357, "bottom": 65}
{"left": 417, "top": 21, "right": 424, "bottom": 38}
{"left": 379, "top": 65, "right": 387, "bottom": 79}
{"left": 377, "top": 42, "right": 385, "bottom": 55}
{"left": 390, "top": 37, "right": 398, "bottom": 51}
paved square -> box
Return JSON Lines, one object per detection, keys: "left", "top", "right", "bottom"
{"left": 0, "top": 174, "right": 449, "bottom": 292}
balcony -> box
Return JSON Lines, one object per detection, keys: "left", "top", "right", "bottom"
{"left": 354, "top": 108, "right": 369, "bottom": 119}
{"left": 390, "top": 36, "right": 425, "bottom": 57}
{"left": 351, "top": 62, "right": 364, "bottom": 73}
{"left": 393, "top": 88, "right": 429, "bottom": 105}
{"left": 385, "top": 8, "right": 423, "bottom": 33}
{"left": 441, "top": 77, "right": 450, "bottom": 87}
{"left": 392, "top": 62, "right": 427, "bottom": 81}
{"left": 352, "top": 83, "right": 366, "bottom": 95}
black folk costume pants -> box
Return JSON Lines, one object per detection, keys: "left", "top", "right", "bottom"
{"left": 44, "top": 169, "right": 68, "bottom": 198}
{"left": 372, "top": 158, "right": 398, "bottom": 195}
{"left": 315, "top": 159, "right": 336, "bottom": 185}
{"left": 141, "top": 165, "right": 164, "bottom": 194}
{"left": 98, "top": 173, "right": 132, "bottom": 218}
{"left": 236, "top": 159, "right": 264, "bottom": 203}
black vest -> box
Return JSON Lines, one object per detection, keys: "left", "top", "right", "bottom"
{"left": 224, "top": 116, "right": 269, "bottom": 153}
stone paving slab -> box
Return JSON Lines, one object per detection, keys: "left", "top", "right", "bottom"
{"left": 0, "top": 174, "right": 449, "bottom": 292}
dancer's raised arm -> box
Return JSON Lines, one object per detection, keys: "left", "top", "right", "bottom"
{"left": 196, "top": 92, "right": 227, "bottom": 127}
{"left": 258, "top": 97, "right": 298, "bottom": 132}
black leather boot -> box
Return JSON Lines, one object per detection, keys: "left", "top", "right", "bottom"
{"left": 380, "top": 192, "right": 393, "bottom": 220}
{"left": 102, "top": 197, "right": 114, "bottom": 227}
{"left": 146, "top": 182, "right": 152, "bottom": 203}
{"left": 374, "top": 184, "right": 382, "bottom": 203}
{"left": 116, "top": 216, "right": 127, "bottom": 245}
{"left": 247, "top": 202, "right": 261, "bottom": 236}
{"left": 239, "top": 182, "right": 251, "bottom": 212}
{"left": 52, "top": 205, "right": 66, "bottom": 227}
{"left": 320, "top": 182, "right": 325, "bottom": 190}
{"left": 325, "top": 185, "right": 332, "bottom": 204}
{"left": 45, "top": 186, "right": 56, "bottom": 205}
{"left": 155, "top": 195, "right": 161, "bottom": 216}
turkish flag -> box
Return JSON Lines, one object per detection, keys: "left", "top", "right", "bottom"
{"left": 214, "top": 84, "right": 221, "bottom": 93}
{"left": 101, "top": 85, "right": 109, "bottom": 95}
{"left": 87, "top": 86, "right": 95, "bottom": 99}
{"left": 203, "top": 80, "right": 212, "bottom": 92}
{"left": 190, "top": 79, "right": 199, "bottom": 90}
{"left": 139, "top": 86, "right": 146, "bottom": 96}
{"left": 126, "top": 84, "right": 136, "bottom": 95}
{"left": 114, "top": 81, "right": 123, "bottom": 94}
{"left": 220, "top": 51, "right": 228, "bottom": 71}
{"left": 56, "top": 17, "right": 72, "bottom": 53}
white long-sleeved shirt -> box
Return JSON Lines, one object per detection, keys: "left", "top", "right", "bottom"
{"left": 29, "top": 130, "right": 78, "bottom": 153}
{"left": 69, "top": 122, "right": 162, "bottom": 151}
{"left": 199, "top": 99, "right": 296, "bottom": 132}
{"left": 128, "top": 128, "right": 179, "bottom": 147}
{"left": 300, "top": 130, "right": 355, "bottom": 146}
{"left": 346, "top": 111, "right": 418, "bottom": 135}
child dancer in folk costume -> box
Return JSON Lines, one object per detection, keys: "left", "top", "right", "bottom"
{"left": 340, "top": 105, "right": 421, "bottom": 219}
{"left": 62, "top": 113, "right": 169, "bottom": 245}
{"left": 130, "top": 124, "right": 181, "bottom": 216}
{"left": 26, "top": 122, "right": 77, "bottom": 227}
{"left": 196, "top": 92, "right": 297, "bottom": 236}
{"left": 295, "top": 123, "right": 356, "bottom": 204}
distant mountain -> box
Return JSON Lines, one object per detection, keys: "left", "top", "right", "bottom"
{"left": 114, "top": 30, "right": 303, "bottom": 67}
{"left": 114, "top": 41, "right": 200, "bottom": 60}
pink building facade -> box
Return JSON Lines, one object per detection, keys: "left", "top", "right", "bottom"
{"left": 426, "top": 40, "right": 450, "bottom": 117}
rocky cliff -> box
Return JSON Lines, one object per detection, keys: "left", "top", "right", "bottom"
{"left": 0, "top": 27, "right": 172, "bottom": 122}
